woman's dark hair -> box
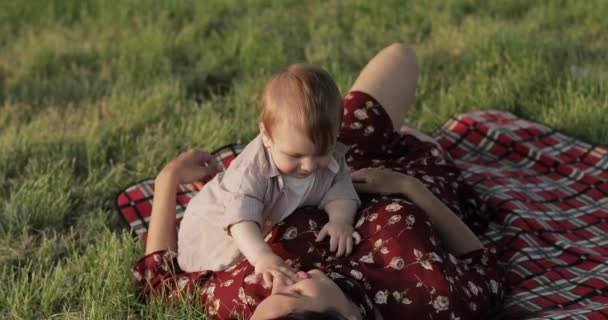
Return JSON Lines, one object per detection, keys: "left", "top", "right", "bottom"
{"left": 270, "top": 309, "right": 348, "bottom": 320}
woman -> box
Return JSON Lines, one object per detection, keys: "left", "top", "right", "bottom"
{"left": 133, "top": 43, "right": 506, "bottom": 319}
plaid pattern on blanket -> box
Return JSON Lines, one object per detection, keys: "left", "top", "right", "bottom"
{"left": 115, "top": 111, "right": 608, "bottom": 319}
{"left": 433, "top": 111, "right": 608, "bottom": 319}
{"left": 114, "top": 144, "right": 243, "bottom": 240}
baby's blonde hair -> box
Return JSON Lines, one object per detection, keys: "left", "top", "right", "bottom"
{"left": 260, "top": 63, "right": 343, "bottom": 154}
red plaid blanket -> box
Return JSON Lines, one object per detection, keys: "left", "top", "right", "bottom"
{"left": 434, "top": 111, "right": 608, "bottom": 319}
{"left": 115, "top": 111, "right": 608, "bottom": 319}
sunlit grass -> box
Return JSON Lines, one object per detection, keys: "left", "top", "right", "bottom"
{"left": 0, "top": 0, "right": 606, "bottom": 318}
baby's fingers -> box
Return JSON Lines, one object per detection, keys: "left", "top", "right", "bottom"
{"left": 329, "top": 233, "right": 339, "bottom": 252}
{"left": 278, "top": 266, "right": 298, "bottom": 284}
{"left": 345, "top": 235, "right": 354, "bottom": 257}
{"left": 315, "top": 226, "right": 329, "bottom": 242}
{"left": 336, "top": 235, "right": 347, "bottom": 257}
{"left": 262, "top": 271, "right": 274, "bottom": 288}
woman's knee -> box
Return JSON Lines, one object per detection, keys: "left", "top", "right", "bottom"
{"left": 383, "top": 42, "right": 417, "bottom": 68}
{"left": 349, "top": 42, "right": 419, "bottom": 129}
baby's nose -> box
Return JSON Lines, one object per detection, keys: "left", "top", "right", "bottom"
{"left": 300, "top": 158, "right": 317, "bottom": 171}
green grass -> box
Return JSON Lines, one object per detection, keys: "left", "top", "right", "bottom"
{"left": 1, "top": 0, "right": 607, "bottom": 318}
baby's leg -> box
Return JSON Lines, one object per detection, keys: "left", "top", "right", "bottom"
{"left": 348, "top": 43, "right": 418, "bottom": 130}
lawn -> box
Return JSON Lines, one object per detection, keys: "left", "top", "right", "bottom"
{"left": 1, "top": 0, "right": 607, "bottom": 318}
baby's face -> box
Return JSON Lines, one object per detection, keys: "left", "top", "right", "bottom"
{"left": 261, "top": 121, "right": 334, "bottom": 178}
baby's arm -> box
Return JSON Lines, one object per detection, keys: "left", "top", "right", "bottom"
{"left": 316, "top": 144, "right": 362, "bottom": 257}
{"left": 230, "top": 221, "right": 297, "bottom": 286}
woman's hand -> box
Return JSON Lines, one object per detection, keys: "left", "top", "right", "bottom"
{"left": 158, "top": 149, "right": 219, "bottom": 188}
{"left": 351, "top": 168, "right": 415, "bottom": 195}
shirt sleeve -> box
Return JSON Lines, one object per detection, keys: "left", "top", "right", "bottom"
{"left": 220, "top": 166, "right": 267, "bottom": 235}
{"left": 318, "top": 145, "right": 361, "bottom": 210}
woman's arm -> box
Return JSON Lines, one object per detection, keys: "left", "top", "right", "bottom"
{"left": 352, "top": 168, "right": 483, "bottom": 256}
{"left": 398, "top": 176, "right": 483, "bottom": 255}
{"left": 145, "top": 150, "right": 217, "bottom": 255}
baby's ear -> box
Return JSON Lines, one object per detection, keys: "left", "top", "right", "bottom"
{"left": 259, "top": 123, "right": 271, "bottom": 147}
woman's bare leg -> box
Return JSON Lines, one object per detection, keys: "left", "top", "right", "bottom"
{"left": 349, "top": 43, "right": 419, "bottom": 130}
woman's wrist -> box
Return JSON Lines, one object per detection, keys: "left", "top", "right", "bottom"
{"left": 398, "top": 174, "right": 419, "bottom": 198}
{"left": 156, "top": 167, "right": 180, "bottom": 187}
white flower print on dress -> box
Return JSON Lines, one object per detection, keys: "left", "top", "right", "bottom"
{"left": 474, "top": 265, "right": 486, "bottom": 275}
{"left": 206, "top": 283, "right": 216, "bottom": 299}
{"left": 374, "top": 291, "right": 388, "bottom": 304}
{"left": 360, "top": 252, "right": 375, "bottom": 264}
{"left": 374, "top": 239, "right": 383, "bottom": 248}
{"left": 481, "top": 254, "right": 489, "bottom": 266}
{"left": 177, "top": 277, "right": 189, "bottom": 290}
{"left": 363, "top": 126, "right": 375, "bottom": 136}
{"left": 490, "top": 279, "right": 499, "bottom": 294}
{"left": 392, "top": 291, "right": 401, "bottom": 301}
{"left": 221, "top": 279, "right": 234, "bottom": 287}
{"left": 350, "top": 122, "right": 363, "bottom": 130}
{"left": 388, "top": 214, "right": 402, "bottom": 224}
{"left": 355, "top": 217, "right": 365, "bottom": 228}
{"left": 365, "top": 100, "right": 374, "bottom": 108}
{"left": 449, "top": 254, "right": 458, "bottom": 265}
{"left": 467, "top": 281, "right": 479, "bottom": 295}
{"left": 429, "top": 252, "right": 443, "bottom": 262}
{"left": 350, "top": 270, "right": 363, "bottom": 280}
{"left": 469, "top": 302, "right": 477, "bottom": 311}
{"left": 450, "top": 312, "right": 461, "bottom": 320}
{"left": 406, "top": 214, "right": 415, "bottom": 226}
{"left": 422, "top": 175, "right": 434, "bottom": 183}
{"left": 380, "top": 246, "right": 389, "bottom": 254}
{"left": 385, "top": 203, "right": 403, "bottom": 212}
{"left": 354, "top": 109, "right": 368, "bottom": 120}
{"left": 244, "top": 273, "right": 258, "bottom": 284}
{"left": 433, "top": 296, "right": 449, "bottom": 313}
{"left": 308, "top": 219, "right": 318, "bottom": 230}
{"left": 421, "top": 260, "right": 433, "bottom": 270}
{"left": 388, "top": 257, "right": 405, "bottom": 270}
{"left": 231, "top": 267, "right": 245, "bottom": 276}
{"left": 282, "top": 227, "right": 298, "bottom": 240}
{"left": 368, "top": 212, "right": 378, "bottom": 221}
{"left": 238, "top": 287, "right": 247, "bottom": 304}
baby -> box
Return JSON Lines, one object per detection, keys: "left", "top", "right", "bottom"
{"left": 178, "top": 63, "right": 361, "bottom": 285}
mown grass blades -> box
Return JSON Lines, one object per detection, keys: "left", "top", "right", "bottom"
{"left": 0, "top": 0, "right": 606, "bottom": 318}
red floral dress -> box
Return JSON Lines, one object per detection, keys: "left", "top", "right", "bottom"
{"left": 132, "top": 91, "right": 506, "bottom": 320}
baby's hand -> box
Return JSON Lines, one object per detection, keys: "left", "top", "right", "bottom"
{"left": 254, "top": 252, "right": 298, "bottom": 288}
{"left": 315, "top": 222, "right": 361, "bottom": 257}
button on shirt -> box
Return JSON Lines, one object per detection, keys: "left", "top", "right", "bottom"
{"left": 177, "top": 134, "right": 360, "bottom": 272}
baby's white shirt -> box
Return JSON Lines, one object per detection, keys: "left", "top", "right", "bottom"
{"left": 273, "top": 173, "right": 316, "bottom": 222}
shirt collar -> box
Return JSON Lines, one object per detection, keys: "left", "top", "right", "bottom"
{"left": 260, "top": 137, "right": 341, "bottom": 189}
